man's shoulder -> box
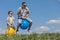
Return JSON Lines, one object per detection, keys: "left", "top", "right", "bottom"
{"left": 26, "top": 7, "right": 29, "bottom": 11}
{"left": 18, "top": 7, "right": 22, "bottom": 9}
{"left": 26, "top": 7, "right": 29, "bottom": 9}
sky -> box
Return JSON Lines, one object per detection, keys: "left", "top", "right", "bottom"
{"left": 0, "top": 0, "right": 60, "bottom": 34}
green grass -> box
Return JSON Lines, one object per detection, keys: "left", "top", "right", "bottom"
{"left": 0, "top": 33, "right": 60, "bottom": 40}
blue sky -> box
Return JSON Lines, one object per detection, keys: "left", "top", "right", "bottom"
{"left": 0, "top": 0, "right": 60, "bottom": 34}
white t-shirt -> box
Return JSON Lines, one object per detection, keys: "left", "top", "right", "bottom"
{"left": 7, "top": 16, "right": 14, "bottom": 25}
{"left": 17, "top": 7, "right": 32, "bottom": 23}
{"left": 18, "top": 7, "right": 29, "bottom": 17}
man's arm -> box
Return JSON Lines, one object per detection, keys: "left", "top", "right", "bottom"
{"left": 25, "top": 11, "right": 29, "bottom": 17}
{"left": 24, "top": 7, "right": 30, "bottom": 18}
{"left": 17, "top": 7, "right": 22, "bottom": 16}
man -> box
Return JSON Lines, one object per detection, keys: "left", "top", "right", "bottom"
{"left": 16, "top": 2, "right": 32, "bottom": 32}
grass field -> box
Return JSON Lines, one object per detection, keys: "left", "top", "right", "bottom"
{"left": 0, "top": 33, "right": 60, "bottom": 40}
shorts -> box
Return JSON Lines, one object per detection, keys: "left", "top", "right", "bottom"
{"left": 18, "top": 17, "right": 32, "bottom": 23}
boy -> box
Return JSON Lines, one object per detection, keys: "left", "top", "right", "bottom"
{"left": 16, "top": 2, "right": 32, "bottom": 32}
{"left": 6, "top": 11, "right": 15, "bottom": 29}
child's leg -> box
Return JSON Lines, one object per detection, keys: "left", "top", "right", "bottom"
{"left": 26, "top": 18, "right": 32, "bottom": 32}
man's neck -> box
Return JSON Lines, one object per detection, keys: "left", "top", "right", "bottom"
{"left": 22, "top": 7, "right": 26, "bottom": 9}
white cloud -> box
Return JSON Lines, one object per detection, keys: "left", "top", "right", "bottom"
{"left": 47, "top": 20, "right": 60, "bottom": 24}
{"left": 39, "top": 26, "right": 50, "bottom": 30}
{"left": 33, "top": 26, "right": 50, "bottom": 34}
{"left": 55, "top": 30, "right": 60, "bottom": 33}
{"left": 0, "top": 27, "right": 6, "bottom": 34}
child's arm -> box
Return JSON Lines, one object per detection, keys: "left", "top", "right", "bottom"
{"left": 11, "top": 16, "right": 15, "bottom": 26}
{"left": 6, "top": 17, "right": 11, "bottom": 26}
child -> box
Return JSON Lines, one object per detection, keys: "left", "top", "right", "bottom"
{"left": 6, "top": 11, "right": 15, "bottom": 29}
{"left": 16, "top": 2, "right": 32, "bottom": 32}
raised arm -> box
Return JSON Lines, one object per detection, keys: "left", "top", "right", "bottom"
{"left": 17, "top": 7, "right": 22, "bottom": 17}
{"left": 24, "top": 7, "right": 30, "bottom": 18}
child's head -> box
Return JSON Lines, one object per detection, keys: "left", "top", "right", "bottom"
{"left": 8, "top": 11, "right": 13, "bottom": 17}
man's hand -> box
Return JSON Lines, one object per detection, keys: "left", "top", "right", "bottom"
{"left": 22, "top": 14, "right": 28, "bottom": 18}
{"left": 23, "top": 13, "right": 29, "bottom": 18}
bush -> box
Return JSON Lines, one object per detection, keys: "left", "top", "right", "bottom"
{"left": 0, "top": 33, "right": 60, "bottom": 40}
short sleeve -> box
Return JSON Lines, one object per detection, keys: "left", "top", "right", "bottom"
{"left": 26, "top": 7, "right": 29, "bottom": 12}
{"left": 12, "top": 16, "right": 15, "bottom": 20}
{"left": 26, "top": 7, "right": 30, "bottom": 14}
{"left": 17, "top": 7, "right": 21, "bottom": 13}
{"left": 6, "top": 17, "right": 9, "bottom": 21}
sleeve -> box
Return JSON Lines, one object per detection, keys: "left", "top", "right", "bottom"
{"left": 13, "top": 16, "right": 15, "bottom": 20}
{"left": 12, "top": 16, "right": 15, "bottom": 25}
{"left": 26, "top": 7, "right": 29, "bottom": 12}
{"left": 6, "top": 17, "right": 9, "bottom": 23}
{"left": 6, "top": 17, "right": 8, "bottom": 21}
{"left": 26, "top": 7, "right": 30, "bottom": 17}
{"left": 17, "top": 7, "right": 21, "bottom": 13}
{"left": 26, "top": 7, "right": 30, "bottom": 14}
{"left": 6, "top": 17, "right": 11, "bottom": 26}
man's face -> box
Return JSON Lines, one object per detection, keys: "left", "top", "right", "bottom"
{"left": 22, "top": 3, "right": 26, "bottom": 8}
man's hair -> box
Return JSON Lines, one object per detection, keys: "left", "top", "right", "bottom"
{"left": 8, "top": 11, "right": 12, "bottom": 14}
{"left": 22, "top": 2, "right": 26, "bottom": 5}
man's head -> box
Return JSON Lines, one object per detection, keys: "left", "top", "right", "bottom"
{"left": 22, "top": 2, "right": 27, "bottom": 8}
{"left": 8, "top": 11, "right": 13, "bottom": 17}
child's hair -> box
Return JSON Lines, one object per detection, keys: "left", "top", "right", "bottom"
{"left": 8, "top": 11, "right": 13, "bottom": 15}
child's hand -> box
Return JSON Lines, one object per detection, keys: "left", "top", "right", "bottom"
{"left": 8, "top": 24, "right": 13, "bottom": 27}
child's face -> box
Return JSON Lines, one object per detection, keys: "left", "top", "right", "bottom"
{"left": 9, "top": 12, "right": 12, "bottom": 17}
